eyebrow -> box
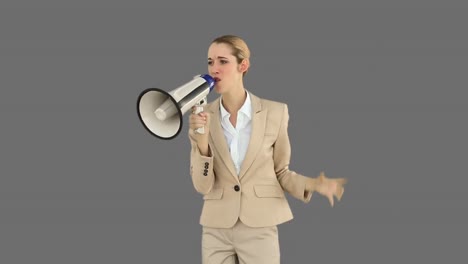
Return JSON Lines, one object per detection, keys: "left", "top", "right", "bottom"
{"left": 208, "top": 56, "right": 229, "bottom": 60}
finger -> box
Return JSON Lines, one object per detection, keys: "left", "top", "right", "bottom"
{"left": 197, "top": 114, "right": 208, "bottom": 122}
{"left": 318, "top": 171, "right": 326, "bottom": 182}
{"left": 189, "top": 115, "right": 203, "bottom": 123}
{"left": 328, "top": 194, "right": 334, "bottom": 207}
{"left": 190, "top": 115, "right": 206, "bottom": 121}
{"left": 339, "top": 178, "right": 348, "bottom": 185}
{"left": 189, "top": 119, "right": 206, "bottom": 125}
{"left": 196, "top": 115, "right": 207, "bottom": 122}
{"left": 189, "top": 122, "right": 206, "bottom": 130}
{"left": 336, "top": 187, "right": 344, "bottom": 201}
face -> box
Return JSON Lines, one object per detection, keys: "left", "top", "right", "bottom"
{"left": 207, "top": 42, "right": 245, "bottom": 94}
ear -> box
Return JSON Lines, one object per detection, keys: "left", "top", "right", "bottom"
{"left": 239, "top": 59, "right": 250, "bottom": 73}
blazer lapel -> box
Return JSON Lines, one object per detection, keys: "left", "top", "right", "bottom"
{"left": 238, "top": 92, "right": 267, "bottom": 180}
{"left": 206, "top": 98, "right": 238, "bottom": 179}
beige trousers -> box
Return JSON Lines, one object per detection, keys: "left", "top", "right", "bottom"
{"left": 201, "top": 218, "right": 280, "bottom": 264}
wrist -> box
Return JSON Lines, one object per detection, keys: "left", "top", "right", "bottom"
{"left": 197, "top": 138, "right": 211, "bottom": 157}
{"left": 305, "top": 177, "right": 318, "bottom": 192}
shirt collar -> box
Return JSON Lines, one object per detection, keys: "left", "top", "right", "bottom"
{"left": 220, "top": 91, "right": 252, "bottom": 120}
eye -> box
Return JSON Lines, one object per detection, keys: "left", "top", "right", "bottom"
{"left": 220, "top": 60, "right": 228, "bottom": 64}
{"left": 207, "top": 61, "right": 213, "bottom": 65}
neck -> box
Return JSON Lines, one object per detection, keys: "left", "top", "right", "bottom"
{"left": 221, "top": 85, "right": 247, "bottom": 114}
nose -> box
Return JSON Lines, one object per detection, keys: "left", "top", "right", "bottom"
{"left": 210, "top": 67, "right": 219, "bottom": 75}
{"left": 211, "top": 70, "right": 219, "bottom": 76}
{"left": 209, "top": 62, "right": 220, "bottom": 76}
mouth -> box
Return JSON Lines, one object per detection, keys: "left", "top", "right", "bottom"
{"left": 214, "top": 77, "right": 221, "bottom": 82}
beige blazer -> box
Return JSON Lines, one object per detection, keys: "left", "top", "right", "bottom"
{"left": 188, "top": 91, "right": 313, "bottom": 228}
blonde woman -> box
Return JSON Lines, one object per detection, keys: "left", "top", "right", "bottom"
{"left": 188, "top": 34, "right": 347, "bottom": 264}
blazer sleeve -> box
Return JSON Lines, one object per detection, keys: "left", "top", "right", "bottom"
{"left": 188, "top": 129, "right": 215, "bottom": 195}
{"left": 273, "top": 104, "right": 313, "bottom": 203}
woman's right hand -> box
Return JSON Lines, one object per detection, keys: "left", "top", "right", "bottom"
{"left": 189, "top": 106, "right": 211, "bottom": 141}
{"left": 190, "top": 106, "right": 210, "bottom": 137}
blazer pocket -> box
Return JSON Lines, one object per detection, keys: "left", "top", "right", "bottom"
{"left": 203, "top": 188, "right": 224, "bottom": 200}
{"left": 254, "top": 185, "right": 284, "bottom": 198}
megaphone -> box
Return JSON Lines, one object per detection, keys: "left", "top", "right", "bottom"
{"left": 137, "top": 74, "right": 215, "bottom": 140}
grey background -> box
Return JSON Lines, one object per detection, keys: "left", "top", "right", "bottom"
{"left": 1, "top": 1, "right": 467, "bottom": 263}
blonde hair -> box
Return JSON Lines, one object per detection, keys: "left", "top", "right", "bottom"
{"left": 211, "top": 35, "right": 251, "bottom": 76}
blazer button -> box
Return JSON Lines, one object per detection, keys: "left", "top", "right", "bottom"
{"left": 205, "top": 162, "right": 209, "bottom": 166}
{"left": 234, "top": 185, "right": 240, "bottom": 192}
{"left": 204, "top": 164, "right": 209, "bottom": 169}
{"left": 203, "top": 172, "right": 208, "bottom": 176}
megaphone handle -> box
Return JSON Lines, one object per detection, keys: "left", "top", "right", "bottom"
{"left": 194, "top": 105, "right": 205, "bottom": 134}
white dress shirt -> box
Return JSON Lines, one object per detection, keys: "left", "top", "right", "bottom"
{"left": 219, "top": 92, "right": 252, "bottom": 176}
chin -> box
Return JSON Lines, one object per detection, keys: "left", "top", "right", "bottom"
{"left": 214, "top": 85, "right": 224, "bottom": 93}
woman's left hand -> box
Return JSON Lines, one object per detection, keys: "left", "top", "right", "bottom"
{"left": 314, "top": 171, "right": 347, "bottom": 207}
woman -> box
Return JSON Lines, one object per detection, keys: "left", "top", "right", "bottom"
{"left": 188, "top": 34, "right": 347, "bottom": 264}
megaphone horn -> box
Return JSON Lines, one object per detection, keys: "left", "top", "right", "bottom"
{"left": 137, "top": 74, "right": 215, "bottom": 140}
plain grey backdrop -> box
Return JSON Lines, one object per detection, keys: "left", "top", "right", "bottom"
{"left": 1, "top": 1, "right": 467, "bottom": 263}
